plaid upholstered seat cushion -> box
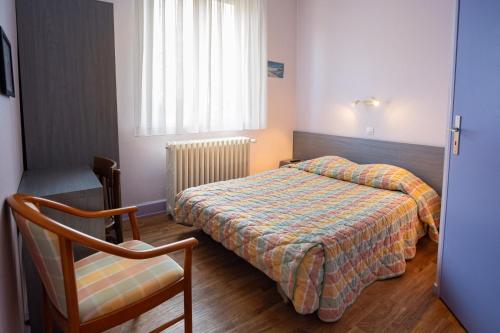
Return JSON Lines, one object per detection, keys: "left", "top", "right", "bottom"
{"left": 75, "top": 240, "right": 183, "bottom": 322}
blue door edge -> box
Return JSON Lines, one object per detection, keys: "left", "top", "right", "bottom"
{"left": 436, "top": 0, "right": 460, "bottom": 298}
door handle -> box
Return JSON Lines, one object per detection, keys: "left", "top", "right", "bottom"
{"left": 450, "top": 115, "right": 462, "bottom": 155}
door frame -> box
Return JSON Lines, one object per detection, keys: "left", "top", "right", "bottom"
{"left": 436, "top": 0, "right": 460, "bottom": 297}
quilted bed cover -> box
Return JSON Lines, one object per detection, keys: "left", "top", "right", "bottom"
{"left": 174, "top": 156, "right": 441, "bottom": 322}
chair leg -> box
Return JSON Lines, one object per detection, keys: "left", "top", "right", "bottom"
{"left": 43, "top": 289, "right": 53, "bottom": 333}
{"left": 184, "top": 283, "right": 193, "bottom": 333}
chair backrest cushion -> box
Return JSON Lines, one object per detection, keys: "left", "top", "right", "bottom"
{"left": 13, "top": 203, "right": 68, "bottom": 317}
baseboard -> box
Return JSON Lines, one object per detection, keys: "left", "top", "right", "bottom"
{"left": 122, "top": 199, "right": 168, "bottom": 220}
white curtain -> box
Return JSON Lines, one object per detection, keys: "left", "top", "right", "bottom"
{"left": 135, "top": 0, "right": 267, "bottom": 136}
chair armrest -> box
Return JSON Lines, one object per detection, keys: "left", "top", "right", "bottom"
{"left": 77, "top": 236, "right": 198, "bottom": 260}
{"left": 39, "top": 213, "right": 198, "bottom": 260}
{"left": 31, "top": 196, "right": 137, "bottom": 218}
{"left": 126, "top": 238, "right": 199, "bottom": 258}
{"left": 12, "top": 194, "right": 198, "bottom": 260}
{"left": 30, "top": 196, "right": 142, "bottom": 240}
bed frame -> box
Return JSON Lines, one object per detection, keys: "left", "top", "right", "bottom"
{"left": 293, "top": 131, "right": 445, "bottom": 194}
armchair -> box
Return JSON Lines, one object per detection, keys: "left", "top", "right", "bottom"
{"left": 8, "top": 193, "right": 197, "bottom": 333}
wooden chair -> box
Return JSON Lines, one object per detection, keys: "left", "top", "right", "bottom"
{"left": 92, "top": 156, "right": 123, "bottom": 243}
{"left": 8, "top": 193, "right": 197, "bottom": 333}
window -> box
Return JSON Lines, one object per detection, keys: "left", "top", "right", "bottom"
{"left": 135, "top": 0, "right": 267, "bottom": 136}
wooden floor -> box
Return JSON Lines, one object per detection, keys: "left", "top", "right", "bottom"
{"left": 109, "top": 214, "right": 465, "bottom": 333}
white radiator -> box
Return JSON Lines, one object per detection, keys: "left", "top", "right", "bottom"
{"left": 165, "top": 137, "right": 255, "bottom": 213}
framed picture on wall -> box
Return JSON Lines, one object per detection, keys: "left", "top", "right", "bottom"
{"left": 268, "top": 61, "right": 285, "bottom": 79}
{"left": 0, "top": 26, "right": 15, "bottom": 97}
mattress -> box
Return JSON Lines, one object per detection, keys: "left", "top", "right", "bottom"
{"left": 174, "top": 156, "right": 440, "bottom": 322}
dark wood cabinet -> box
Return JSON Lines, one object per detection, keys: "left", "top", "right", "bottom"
{"left": 16, "top": 0, "right": 119, "bottom": 170}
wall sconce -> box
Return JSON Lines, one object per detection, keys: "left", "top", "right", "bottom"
{"left": 352, "top": 97, "right": 381, "bottom": 108}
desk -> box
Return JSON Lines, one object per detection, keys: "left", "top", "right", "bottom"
{"left": 18, "top": 166, "right": 104, "bottom": 332}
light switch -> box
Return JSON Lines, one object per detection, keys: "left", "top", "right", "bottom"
{"left": 366, "top": 127, "right": 375, "bottom": 136}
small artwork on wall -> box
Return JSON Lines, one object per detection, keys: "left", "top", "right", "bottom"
{"left": 0, "top": 26, "right": 15, "bottom": 97}
{"left": 268, "top": 61, "right": 284, "bottom": 79}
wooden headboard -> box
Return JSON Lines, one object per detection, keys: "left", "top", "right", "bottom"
{"left": 293, "top": 131, "right": 445, "bottom": 194}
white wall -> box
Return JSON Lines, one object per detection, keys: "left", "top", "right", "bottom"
{"left": 111, "top": 0, "right": 297, "bottom": 206}
{"left": 0, "top": 0, "right": 25, "bottom": 331}
{"left": 112, "top": 0, "right": 455, "bottom": 206}
{"left": 296, "top": 0, "right": 456, "bottom": 147}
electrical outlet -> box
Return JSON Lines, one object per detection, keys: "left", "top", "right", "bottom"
{"left": 366, "top": 127, "right": 375, "bottom": 136}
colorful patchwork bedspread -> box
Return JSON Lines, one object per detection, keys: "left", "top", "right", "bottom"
{"left": 174, "top": 156, "right": 441, "bottom": 322}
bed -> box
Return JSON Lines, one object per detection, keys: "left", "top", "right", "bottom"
{"left": 174, "top": 155, "right": 441, "bottom": 322}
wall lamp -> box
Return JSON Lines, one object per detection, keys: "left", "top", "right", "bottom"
{"left": 352, "top": 97, "right": 381, "bottom": 108}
